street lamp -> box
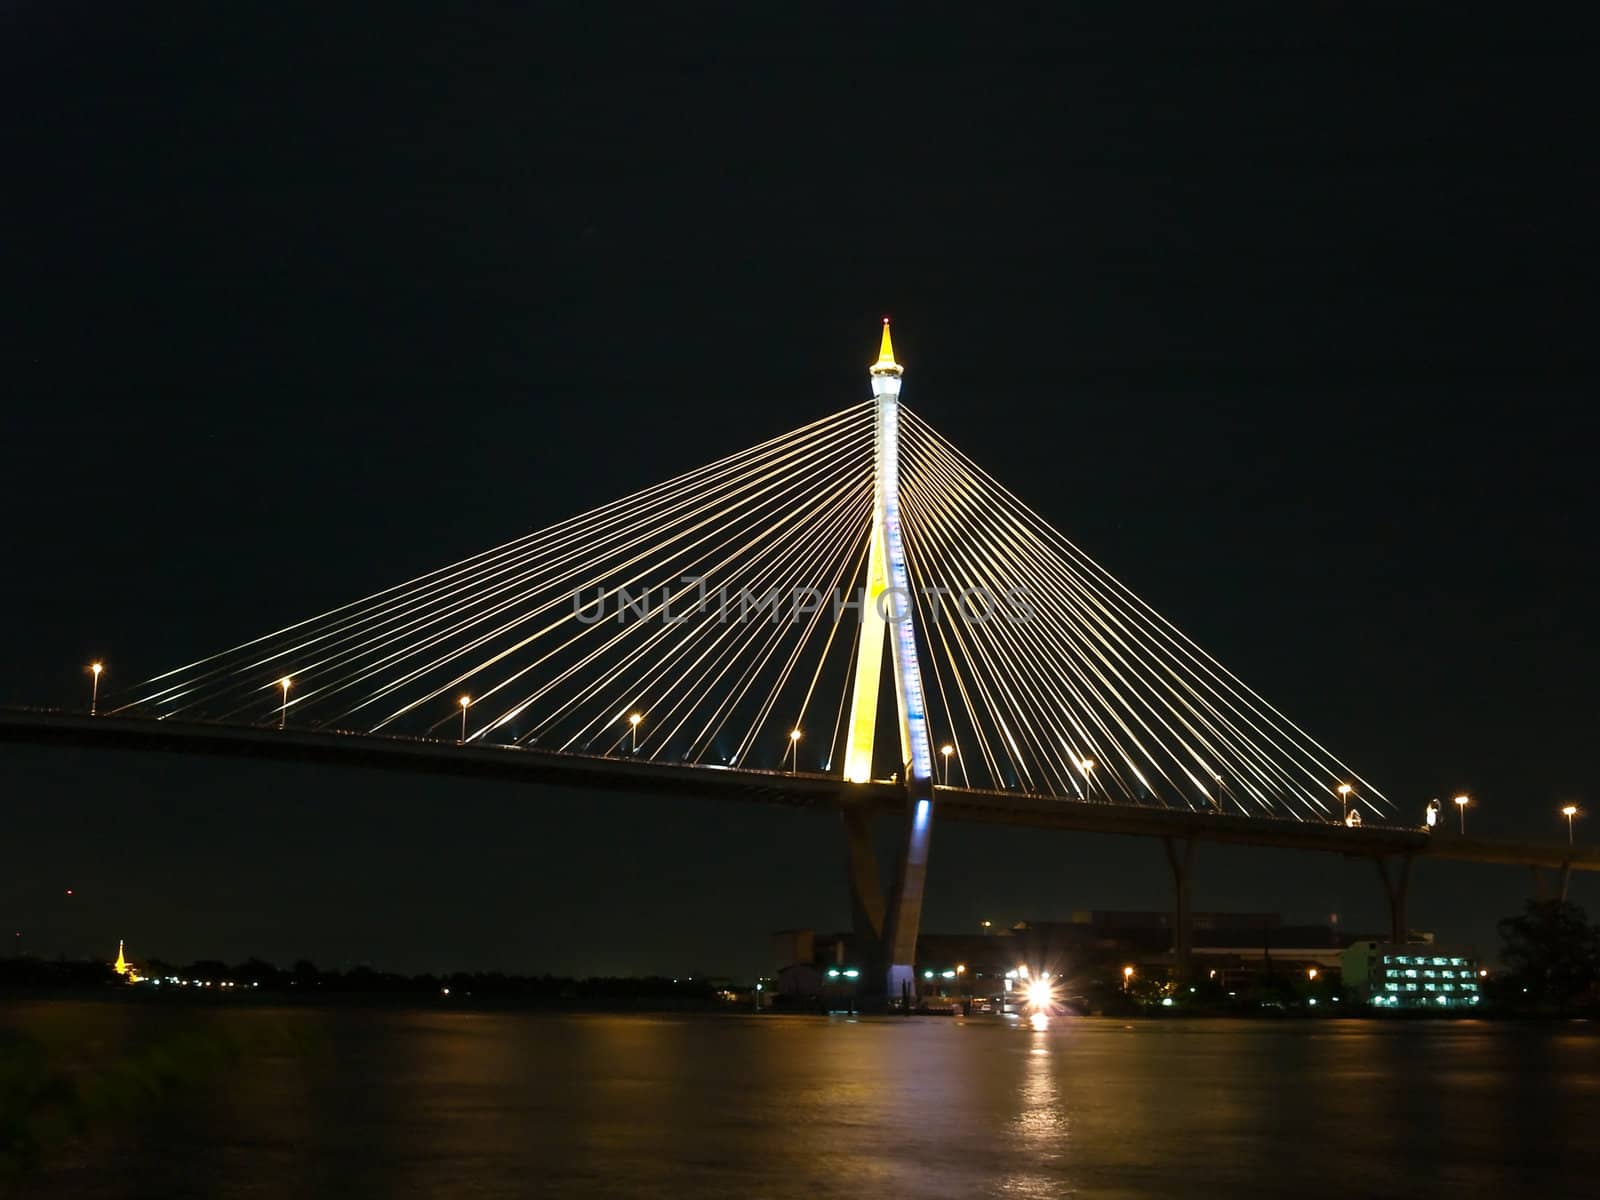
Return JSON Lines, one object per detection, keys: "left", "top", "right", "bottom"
{"left": 787, "top": 728, "right": 801, "bottom": 773}
{"left": 1453, "top": 794, "right": 1470, "bottom": 835}
{"left": 459, "top": 696, "right": 471, "bottom": 744}
{"left": 1337, "top": 783, "right": 1352, "bottom": 823}
{"left": 1562, "top": 804, "right": 1580, "bottom": 845}
{"left": 1307, "top": 967, "right": 1319, "bottom": 982}
{"left": 277, "top": 677, "right": 291, "bottom": 730}
{"left": 628, "top": 712, "right": 641, "bottom": 753}
{"left": 89, "top": 662, "right": 103, "bottom": 716}
{"left": 1080, "top": 758, "right": 1095, "bottom": 798}
{"left": 940, "top": 743, "right": 954, "bottom": 785}
{"left": 1122, "top": 964, "right": 1134, "bottom": 991}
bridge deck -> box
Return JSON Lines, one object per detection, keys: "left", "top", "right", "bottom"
{"left": 3, "top": 708, "right": 1595, "bottom": 871}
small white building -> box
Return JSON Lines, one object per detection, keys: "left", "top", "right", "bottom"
{"left": 1342, "top": 941, "right": 1483, "bottom": 1009}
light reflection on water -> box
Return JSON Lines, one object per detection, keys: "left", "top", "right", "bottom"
{"left": 5, "top": 1004, "right": 1598, "bottom": 1199}
{"left": 1002, "top": 1024, "right": 1067, "bottom": 1198}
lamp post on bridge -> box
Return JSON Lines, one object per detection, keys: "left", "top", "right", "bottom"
{"left": 459, "top": 695, "right": 471, "bottom": 744}
{"left": 628, "top": 711, "right": 641, "bottom": 754}
{"left": 1337, "top": 783, "right": 1352, "bottom": 824}
{"left": 940, "top": 743, "right": 954, "bottom": 785}
{"left": 277, "top": 677, "right": 291, "bottom": 730}
{"left": 787, "top": 728, "right": 801, "bottom": 774}
{"left": 1079, "top": 758, "right": 1095, "bottom": 800}
{"left": 1454, "top": 794, "right": 1470, "bottom": 835}
{"left": 88, "top": 661, "right": 103, "bottom": 716}
{"left": 1562, "top": 804, "right": 1580, "bottom": 845}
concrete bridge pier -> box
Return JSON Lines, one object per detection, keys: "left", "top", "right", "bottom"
{"left": 1530, "top": 862, "right": 1573, "bottom": 903}
{"left": 881, "top": 776, "right": 935, "bottom": 1006}
{"left": 1375, "top": 853, "right": 1414, "bottom": 943}
{"left": 1162, "top": 835, "right": 1196, "bottom": 977}
{"left": 840, "top": 777, "right": 935, "bottom": 1008}
{"left": 842, "top": 807, "right": 886, "bottom": 983}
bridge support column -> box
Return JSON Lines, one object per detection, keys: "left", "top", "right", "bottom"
{"left": 1530, "top": 864, "right": 1572, "bottom": 904}
{"left": 1375, "top": 854, "right": 1414, "bottom": 943}
{"left": 842, "top": 808, "right": 886, "bottom": 982}
{"left": 1162, "top": 835, "right": 1196, "bottom": 978}
{"left": 881, "top": 776, "right": 935, "bottom": 1006}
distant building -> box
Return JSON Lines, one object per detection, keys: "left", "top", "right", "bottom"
{"left": 1183, "top": 922, "right": 1367, "bottom": 986}
{"left": 1342, "top": 941, "right": 1483, "bottom": 1009}
{"left": 773, "top": 962, "right": 825, "bottom": 1000}
{"left": 772, "top": 929, "right": 816, "bottom": 969}
{"left": 774, "top": 910, "right": 1386, "bottom": 1005}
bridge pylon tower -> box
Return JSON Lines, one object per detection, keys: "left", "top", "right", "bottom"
{"left": 842, "top": 319, "right": 936, "bottom": 1004}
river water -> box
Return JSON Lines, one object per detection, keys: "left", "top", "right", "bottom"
{"left": 4, "top": 1002, "right": 1596, "bottom": 1198}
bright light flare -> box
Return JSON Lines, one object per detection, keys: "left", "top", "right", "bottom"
{"left": 1025, "top": 977, "right": 1054, "bottom": 1010}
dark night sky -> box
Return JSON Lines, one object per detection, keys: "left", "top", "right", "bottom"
{"left": 3, "top": 4, "right": 1596, "bottom": 976}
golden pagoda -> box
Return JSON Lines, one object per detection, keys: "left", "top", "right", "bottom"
{"left": 869, "top": 317, "right": 903, "bottom": 377}
{"left": 112, "top": 939, "right": 141, "bottom": 983}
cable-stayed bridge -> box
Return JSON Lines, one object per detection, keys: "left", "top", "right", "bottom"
{"left": 7, "top": 323, "right": 1594, "bottom": 997}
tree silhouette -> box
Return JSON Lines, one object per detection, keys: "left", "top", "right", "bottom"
{"left": 1498, "top": 899, "right": 1600, "bottom": 1014}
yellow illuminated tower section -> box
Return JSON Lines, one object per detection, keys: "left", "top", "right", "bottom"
{"left": 844, "top": 319, "right": 936, "bottom": 1002}
{"left": 112, "top": 939, "right": 139, "bottom": 982}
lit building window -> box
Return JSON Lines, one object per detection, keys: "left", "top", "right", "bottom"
{"left": 1350, "top": 945, "right": 1480, "bottom": 1009}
